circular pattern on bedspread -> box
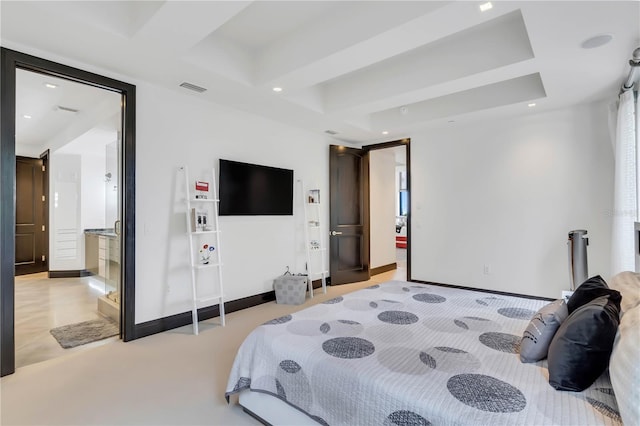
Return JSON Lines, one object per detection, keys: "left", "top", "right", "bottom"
{"left": 379, "top": 285, "right": 411, "bottom": 294}
{"left": 377, "top": 347, "right": 436, "bottom": 375}
{"left": 378, "top": 311, "right": 419, "bottom": 325}
{"left": 479, "top": 332, "right": 521, "bottom": 353}
{"left": 366, "top": 284, "right": 380, "bottom": 289}
{"left": 423, "top": 317, "right": 468, "bottom": 334}
{"left": 344, "top": 298, "right": 377, "bottom": 311}
{"left": 453, "top": 316, "right": 501, "bottom": 332}
{"left": 322, "top": 337, "right": 375, "bottom": 359}
{"left": 420, "top": 346, "right": 481, "bottom": 373}
{"left": 497, "top": 307, "right": 536, "bottom": 320}
{"left": 370, "top": 299, "right": 403, "bottom": 310}
{"left": 413, "top": 293, "right": 446, "bottom": 303}
{"left": 264, "top": 314, "right": 292, "bottom": 325}
{"left": 319, "top": 320, "right": 364, "bottom": 336}
{"left": 323, "top": 296, "right": 343, "bottom": 304}
{"left": 365, "top": 324, "right": 414, "bottom": 343}
{"left": 276, "top": 359, "right": 312, "bottom": 410}
{"left": 384, "top": 410, "right": 432, "bottom": 426}
{"left": 447, "top": 374, "right": 526, "bottom": 413}
{"left": 583, "top": 388, "right": 622, "bottom": 422}
{"left": 475, "top": 296, "right": 509, "bottom": 307}
{"left": 279, "top": 360, "right": 301, "bottom": 373}
{"left": 286, "top": 320, "right": 325, "bottom": 336}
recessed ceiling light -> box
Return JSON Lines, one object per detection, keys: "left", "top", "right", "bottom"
{"left": 479, "top": 2, "right": 493, "bottom": 12}
{"left": 44, "top": 83, "right": 58, "bottom": 89}
{"left": 382, "top": 131, "right": 389, "bottom": 135}
{"left": 23, "top": 114, "right": 32, "bottom": 119}
{"left": 272, "top": 87, "right": 283, "bottom": 92}
{"left": 581, "top": 34, "right": 614, "bottom": 49}
{"left": 528, "top": 103, "right": 536, "bottom": 107}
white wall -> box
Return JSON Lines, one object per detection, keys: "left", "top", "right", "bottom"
{"left": 134, "top": 83, "right": 330, "bottom": 323}
{"left": 369, "top": 149, "right": 397, "bottom": 269}
{"left": 80, "top": 153, "right": 106, "bottom": 231}
{"left": 104, "top": 140, "right": 118, "bottom": 228}
{"left": 410, "top": 103, "right": 614, "bottom": 299}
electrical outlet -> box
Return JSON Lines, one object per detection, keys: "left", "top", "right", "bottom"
{"left": 483, "top": 264, "right": 491, "bottom": 275}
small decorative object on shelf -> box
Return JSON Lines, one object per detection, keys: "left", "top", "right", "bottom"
{"left": 199, "top": 243, "right": 215, "bottom": 264}
{"left": 308, "top": 189, "right": 320, "bottom": 204}
{"left": 195, "top": 180, "right": 209, "bottom": 199}
{"left": 191, "top": 208, "right": 210, "bottom": 231}
{"left": 310, "top": 240, "right": 321, "bottom": 250}
{"left": 308, "top": 220, "right": 320, "bottom": 227}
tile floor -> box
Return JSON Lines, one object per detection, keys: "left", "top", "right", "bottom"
{"left": 14, "top": 272, "right": 118, "bottom": 368}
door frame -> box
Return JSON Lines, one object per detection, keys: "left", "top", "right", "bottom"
{"left": 362, "top": 138, "right": 412, "bottom": 281}
{"left": 0, "top": 47, "right": 137, "bottom": 376}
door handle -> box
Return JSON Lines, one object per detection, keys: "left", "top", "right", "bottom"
{"left": 330, "top": 231, "right": 343, "bottom": 236}
{"left": 114, "top": 220, "right": 121, "bottom": 236}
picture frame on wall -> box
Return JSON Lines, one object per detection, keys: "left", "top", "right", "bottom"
{"left": 399, "top": 171, "right": 407, "bottom": 190}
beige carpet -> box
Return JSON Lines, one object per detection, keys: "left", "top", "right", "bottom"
{"left": 0, "top": 268, "right": 403, "bottom": 426}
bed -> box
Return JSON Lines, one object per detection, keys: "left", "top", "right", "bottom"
{"left": 226, "top": 279, "right": 633, "bottom": 425}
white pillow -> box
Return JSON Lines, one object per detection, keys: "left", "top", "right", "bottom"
{"left": 609, "top": 271, "right": 640, "bottom": 314}
{"left": 609, "top": 305, "right": 640, "bottom": 426}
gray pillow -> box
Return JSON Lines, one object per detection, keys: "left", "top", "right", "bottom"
{"left": 520, "top": 299, "right": 568, "bottom": 363}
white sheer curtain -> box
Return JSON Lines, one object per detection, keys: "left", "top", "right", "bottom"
{"left": 611, "top": 90, "right": 638, "bottom": 274}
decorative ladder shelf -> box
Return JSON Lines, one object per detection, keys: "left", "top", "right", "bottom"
{"left": 180, "top": 165, "right": 225, "bottom": 335}
{"left": 299, "top": 180, "right": 327, "bottom": 297}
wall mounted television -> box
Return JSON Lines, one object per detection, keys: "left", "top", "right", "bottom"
{"left": 218, "top": 159, "right": 294, "bottom": 216}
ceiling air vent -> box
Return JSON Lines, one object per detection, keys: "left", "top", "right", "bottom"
{"left": 56, "top": 105, "right": 79, "bottom": 113}
{"left": 324, "top": 130, "right": 338, "bottom": 135}
{"left": 179, "top": 82, "right": 207, "bottom": 93}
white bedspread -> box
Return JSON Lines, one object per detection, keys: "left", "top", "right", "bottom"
{"left": 226, "top": 281, "right": 621, "bottom": 425}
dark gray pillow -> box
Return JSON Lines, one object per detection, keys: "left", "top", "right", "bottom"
{"left": 520, "top": 299, "right": 568, "bottom": 363}
{"left": 548, "top": 295, "right": 621, "bottom": 391}
{"left": 567, "top": 275, "right": 620, "bottom": 314}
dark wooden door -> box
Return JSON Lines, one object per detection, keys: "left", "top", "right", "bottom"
{"left": 329, "top": 145, "right": 370, "bottom": 285}
{"left": 15, "top": 156, "right": 46, "bottom": 275}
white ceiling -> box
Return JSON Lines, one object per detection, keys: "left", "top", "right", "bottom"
{"left": 2, "top": 1, "right": 639, "bottom": 145}
{"left": 16, "top": 69, "right": 120, "bottom": 155}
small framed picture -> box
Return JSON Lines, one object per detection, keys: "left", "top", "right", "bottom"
{"left": 399, "top": 171, "right": 407, "bottom": 190}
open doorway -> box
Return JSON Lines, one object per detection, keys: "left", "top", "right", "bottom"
{"left": 366, "top": 142, "right": 409, "bottom": 281}
{"left": 1, "top": 48, "right": 136, "bottom": 377}
{"left": 13, "top": 69, "right": 123, "bottom": 368}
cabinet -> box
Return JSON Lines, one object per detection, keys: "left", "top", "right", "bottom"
{"left": 181, "top": 166, "right": 225, "bottom": 335}
{"left": 301, "top": 185, "right": 327, "bottom": 297}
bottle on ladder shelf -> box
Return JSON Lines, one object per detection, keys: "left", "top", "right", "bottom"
{"left": 180, "top": 165, "right": 226, "bottom": 335}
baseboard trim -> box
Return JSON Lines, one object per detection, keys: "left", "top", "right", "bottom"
{"left": 133, "top": 277, "right": 335, "bottom": 340}
{"left": 411, "top": 279, "right": 555, "bottom": 301}
{"left": 311, "top": 276, "right": 331, "bottom": 288}
{"left": 48, "top": 269, "right": 92, "bottom": 278}
{"left": 133, "top": 290, "right": 277, "bottom": 339}
{"left": 371, "top": 263, "right": 397, "bottom": 276}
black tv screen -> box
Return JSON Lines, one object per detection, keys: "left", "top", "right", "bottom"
{"left": 219, "top": 159, "right": 293, "bottom": 216}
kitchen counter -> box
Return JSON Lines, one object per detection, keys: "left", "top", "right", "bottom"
{"left": 84, "top": 228, "right": 118, "bottom": 238}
